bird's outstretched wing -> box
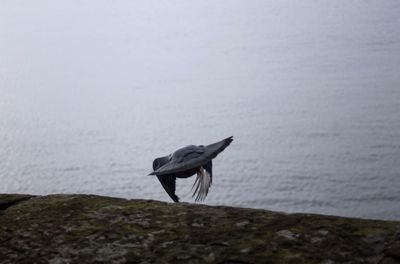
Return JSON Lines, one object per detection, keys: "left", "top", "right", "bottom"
{"left": 156, "top": 175, "right": 179, "bottom": 202}
{"left": 149, "top": 136, "right": 233, "bottom": 176}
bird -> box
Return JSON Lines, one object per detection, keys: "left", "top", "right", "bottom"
{"left": 149, "top": 136, "right": 233, "bottom": 203}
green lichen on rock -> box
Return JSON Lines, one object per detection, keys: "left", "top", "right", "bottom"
{"left": 0, "top": 194, "right": 399, "bottom": 263}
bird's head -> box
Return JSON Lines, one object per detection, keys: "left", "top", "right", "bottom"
{"left": 152, "top": 158, "right": 160, "bottom": 171}
{"left": 149, "top": 155, "right": 171, "bottom": 175}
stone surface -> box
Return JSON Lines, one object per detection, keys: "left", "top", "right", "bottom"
{"left": 0, "top": 194, "right": 399, "bottom": 263}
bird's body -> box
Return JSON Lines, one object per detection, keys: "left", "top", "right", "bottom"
{"left": 150, "top": 136, "right": 233, "bottom": 202}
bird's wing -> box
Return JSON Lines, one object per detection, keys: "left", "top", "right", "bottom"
{"left": 203, "top": 136, "right": 233, "bottom": 161}
{"left": 149, "top": 136, "right": 233, "bottom": 176}
{"left": 157, "top": 175, "right": 179, "bottom": 203}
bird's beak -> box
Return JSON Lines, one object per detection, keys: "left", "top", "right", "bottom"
{"left": 148, "top": 172, "right": 156, "bottom": 176}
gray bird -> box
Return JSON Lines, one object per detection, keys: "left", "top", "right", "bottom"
{"left": 149, "top": 136, "right": 233, "bottom": 202}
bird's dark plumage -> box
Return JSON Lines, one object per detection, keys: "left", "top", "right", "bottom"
{"left": 150, "top": 136, "right": 233, "bottom": 202}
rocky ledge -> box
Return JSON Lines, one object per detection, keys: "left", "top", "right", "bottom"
{"left": 0, "top": 194, "right": 399, "bottom": 264}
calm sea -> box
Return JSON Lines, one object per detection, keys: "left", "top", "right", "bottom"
{"left": 1, "top": 1, "right": 399, "bottom": 220}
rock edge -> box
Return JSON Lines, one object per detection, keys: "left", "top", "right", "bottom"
{"left": 0, "top": 194, "right": 399, "bottom": 263}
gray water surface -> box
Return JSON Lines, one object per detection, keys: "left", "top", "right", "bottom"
{"left": 1, "top": 1, "right": 400, "bottom": 220}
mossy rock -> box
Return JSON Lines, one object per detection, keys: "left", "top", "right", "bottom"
{"left": 0, "top": 194, "right": 399, "bottom": 263}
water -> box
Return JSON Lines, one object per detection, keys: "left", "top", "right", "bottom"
{"left": 1, "top": 1, "right": 400, "bottom": 220}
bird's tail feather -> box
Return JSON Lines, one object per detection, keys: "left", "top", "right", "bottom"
{"left": 191, "top": 166, "right": 212, "bottom": 202}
